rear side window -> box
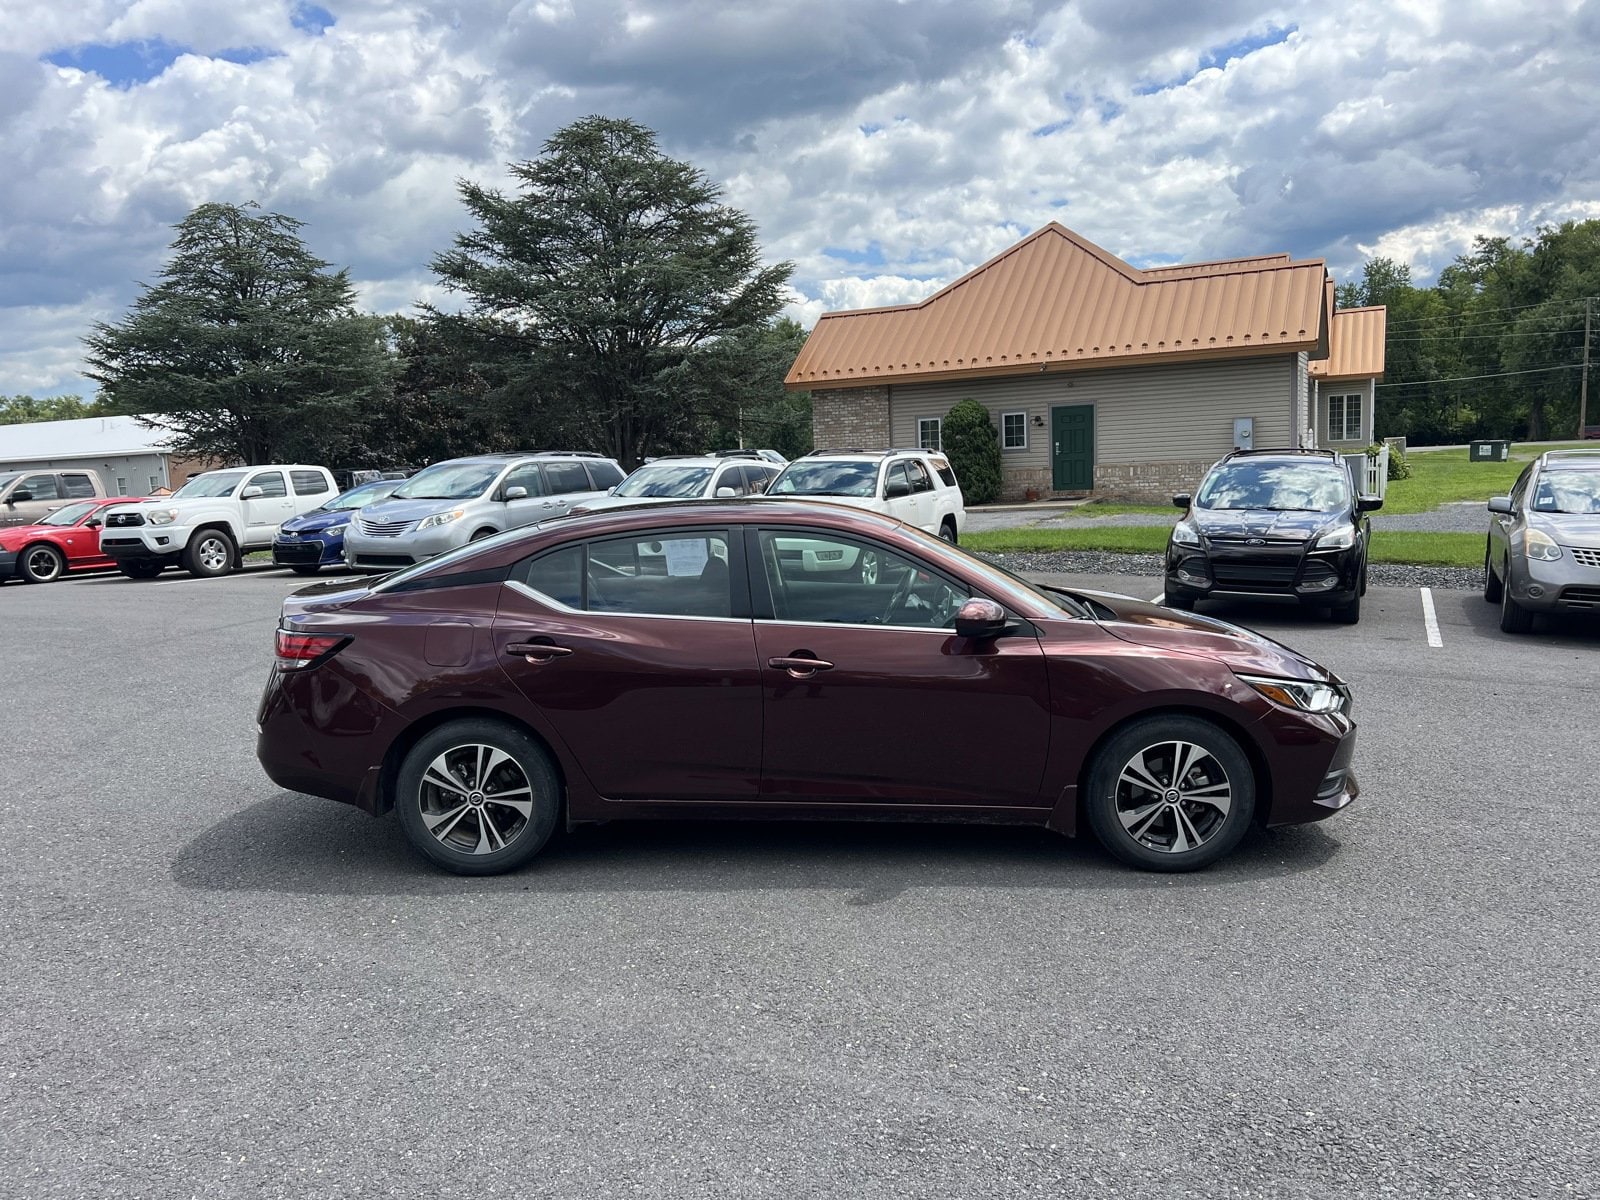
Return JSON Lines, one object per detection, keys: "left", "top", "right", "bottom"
{"left": 61, "top": 473, "right": 98, "bottom": 499}
{"left": 521, "top": 545, "right": 584, "bottom": 608}
{"left": 543, "top": 462, "right": 593, "bottom": 495}
{"left": 586, "top": 461, "right": 624, "bottom": 490}
{"left": 515, "top": 532, "right": 734, "bottom": 618}
{"left": 929, "top": 457, "right": 958, "bottom": 488}
{"left": 291, "top": 470, "right": 330, "bottom": 496}
{"left": 249, "top": 472, "right": 288, "bottom": 498}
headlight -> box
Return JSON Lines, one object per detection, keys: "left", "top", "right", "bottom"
{"left": 1237, "top": 673, "right": 1346, "bottom": 714}
{"left": 1315, "top": 524, "right": 1355, "bottom": 550}
{"left": 324, "top": 522, "right": 348, "bottom": 535}
{"left": 416, "top": 509, "right": 465, "bottom": 530}
{"left": 147, "top": 508, "right": 177, "bottom": 525}
{"left": 1171, "top": 520, "right": 1201, "bottom": 547}
{"left": 1525, "top": 529, "right": 1563, "bottom": 561}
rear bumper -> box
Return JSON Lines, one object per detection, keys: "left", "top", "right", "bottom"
{"left": 256, "top": 662, "right": 402, "bottom": 814}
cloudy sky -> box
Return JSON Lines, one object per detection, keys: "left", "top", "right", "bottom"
{"left": 3, "top": 0, "right": 1598, "bottom": 398}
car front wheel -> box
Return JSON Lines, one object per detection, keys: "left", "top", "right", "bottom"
{"left": 19, "top": 544, "right": 65, "bottom": 584}
{"left": 183, "top": 530, "right": 234, "bottom": 578}
{"left": 395, "top": 719, "right": 561, "bottom": 876}
{"left": 1084, "top": 715, "right": 1255, "bottom": 871}
{"left": 1482, "top": 542, "right": 1502, "bottom": 603}
{"left": 1499, "top": 573, "right": 1534, "bottom": 634}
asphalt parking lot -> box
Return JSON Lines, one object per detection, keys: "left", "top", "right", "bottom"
{"left": 4, "top": 564, "right": 1598, "bottom": 1198}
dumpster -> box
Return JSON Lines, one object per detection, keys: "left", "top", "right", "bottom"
{"left": 1469, "top": 440, "right": 1509, "bottom": 462}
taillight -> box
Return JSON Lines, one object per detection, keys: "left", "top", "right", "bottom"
{"left": 274, "top": 629, "right": 349, "bottom": 671}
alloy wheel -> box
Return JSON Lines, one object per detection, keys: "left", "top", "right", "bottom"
{"left": 1113, "top": 739, "right": 1233, "bottom": 855}
{"left": 196, "top": 536, "right": 230, "bottom": 573}
{"left": 416, "top": 743, "right": 535, "bottom": 855}
{"left": 22, "top": 545, "right": 64, "bottom": 582}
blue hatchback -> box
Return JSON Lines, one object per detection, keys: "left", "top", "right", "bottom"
{"left": 272, "top": 479, "right": 402, "bottom": 574}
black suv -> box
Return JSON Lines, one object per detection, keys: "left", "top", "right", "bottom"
{"left": 1164, "top": 449, "right": 1382, "bottom": 624}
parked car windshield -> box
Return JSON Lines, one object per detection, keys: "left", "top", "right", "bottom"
{"left": 614, "top": 465, "right": 714, "bottom": 498}
{"left": 171, "top": 470, "right": 247, "bottom": 499}
{"left": 1196, "top": 462, "right": 1350, "bottom": 512}
{"left": 769, "top": 461, "right": 879, "bottom": 498}
{"left": 325, "top": 480, "right": 399, "bottom": 512}
{"left": 0, "top": 472, "right": 21, "bottom": 490}
{"left": 39, "top": 501, "right": 101, "bottom": 526}
{"left": 1532, "top": 469, "right": 1600, "bottom": 514}
{"left": 392, "top": 462, "right": 502, "bottom": 501}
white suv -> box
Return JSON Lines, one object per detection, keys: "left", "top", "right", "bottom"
{"left": 766, "top": 449, "right": 966, "bottom": 542}
{"left": 98, "top": 465, "right": 337, "bottom": 579}
{"left": 566, "top": 451, "right": 782, "bottom": 516}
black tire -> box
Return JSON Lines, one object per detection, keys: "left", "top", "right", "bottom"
{"left": 182, "top": 528, "right": 235, "bottom": 578}
{"left": 1084, "top": 714, "right": 1256, "bottom": 872}
{"left": 290, "top": 564, "right": 322, "bottom": 576}
{"left": 938, "top": 520, "right": 958, "bottom": 545}
{"left": 469, "top": 528, "right": 497, "bottom": 542}
{"left": 395, "top": 719, "right": 561, "bottom": 876}
{"left": 1163, "top": 591, "right": 1195, "bottom": 611}
{"left": 118, "top": 561, "right": 164, "bottom": 580}
{"left": 18, "top": 543, "right": 65, "bottom": 584}
{"left": 1482, "top": 543, "right": 1502, "bottom": 603}
{"left": 1358, "top": 557, "right": 1369, "bottom": 596}
{"left": 1499, "top": 576, "right": 1534, "bottom": 634}
{"left": 1331, "top": 591, "right": 1361, "bottom": 624}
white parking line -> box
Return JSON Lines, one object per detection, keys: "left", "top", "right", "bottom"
{"left": 1419, "top": 586, "right": 1443, "bottom": 648}
{"left": 1151, "top": 592, "right": 1165, "bottom": 604}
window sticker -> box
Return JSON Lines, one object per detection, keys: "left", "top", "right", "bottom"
{"left": 662, "top": 537, "right": 710, "bottom": 577}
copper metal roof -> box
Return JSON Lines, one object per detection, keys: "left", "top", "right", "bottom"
{"left": 786, "top": 223, "right": 1334, "bottom": 390}
{"left": 1309, "top": 306, "right": 1387, "bottom": 380}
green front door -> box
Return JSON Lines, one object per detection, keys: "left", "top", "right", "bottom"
{"left": 1051, "top": 405, "right": 1094, "bottom": 491}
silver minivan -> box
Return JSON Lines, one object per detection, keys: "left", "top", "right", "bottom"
{"left": 343, "top": 452, "right": 625, "bottom": 571}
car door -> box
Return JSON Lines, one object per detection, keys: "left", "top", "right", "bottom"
{"left": 4, "top": 473, "right": 63, "bottom": 526}
{"left": 538, "top": 461, "right": 595, "bottom": 519}
{"left": 494, "top": 526, "right": 762, "bottom": 800}
{"left": 242, "top": 471, "right": 295, "bottom": 538}
{"left": 498, "top": 462, "right": 550, "bottom": 528}
{"left": 748, "top": 526, "right": 1052, "bottom": 808}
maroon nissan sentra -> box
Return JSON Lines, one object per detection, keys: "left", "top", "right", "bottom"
{"left": 257, "top": 500, "right": 1359, "bottom": 874}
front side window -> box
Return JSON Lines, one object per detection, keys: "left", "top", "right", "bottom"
{"left": 543, "top": 462, "right": 593, "bottom": 495}
{"left": 918, "top": 418, "right": 942, "bottom": 451}
{"left": 758, "top": 530, "right": 967, "bottom": 629}
{"left": 1002, "top": 412, "right": 1027, "bottom": 450}
{"left": 18, "top": 474, "right": 59, "bottom": 500}
{"left": 885, "top": 461, "right": 911, "bottom": 498}
{"left": 769, "top": 460, "right": 879, "bottom": 498}
{"left": 1197, "top": 462, "right": 1351, "bottom": 512}
{"left": 907, "top": 460, "right": 935, "bottom": 493}
{"left": 501, "top": 464, "right": 545, "bottom": 497}
{"left": 248, "top": 471, "right": 288, "bottom": 498}
{"left": 1327, "top": 394, "right": 1362, "bottom": 441}
{"left": 61, "top": 474, "right": 97, "bottom": 499}
{"left": 291, "top": 470, "right": 331, "bottom": 496}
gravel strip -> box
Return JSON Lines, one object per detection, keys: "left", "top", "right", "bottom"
{"left": 1371, "top": 502, "right": 1492, "bottom": 534}
{"left": 976, "top": 549, "right": 1484, "bottom": 592}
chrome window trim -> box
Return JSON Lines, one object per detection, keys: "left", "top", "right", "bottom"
{"left": 754, "top": 618, "right": 958, "bottom": 636}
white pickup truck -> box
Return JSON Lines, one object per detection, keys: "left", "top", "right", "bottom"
{"left": 97, "top": 464, "right": 337, "bottom": 579}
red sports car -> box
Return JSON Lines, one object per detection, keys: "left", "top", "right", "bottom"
{"left": 0, "top": 498, "right": 151, "bottom": 584}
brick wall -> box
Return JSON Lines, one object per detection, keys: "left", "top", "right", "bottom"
{"left": 1093, "top": 459, "right": 1212, "bottom": 503}
{"left": 812, "top": 386, "right": 891, "bottom": 449}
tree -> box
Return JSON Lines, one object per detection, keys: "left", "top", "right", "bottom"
{"left": 701, "top": 317, "right": 814, "bottom": 459}
{"left": 0, "top": 394, "right": 108, "bottom": 425}
{"left": 83, "top": 202, "right": 392, "bottom": 465}
{"left": 430, "top": 116, "right": 794, "bottom": 467}
{"left": 942, "top": 399, "right": 1003, "bottom": 505}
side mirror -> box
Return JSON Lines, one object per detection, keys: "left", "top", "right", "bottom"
{"left": 240, "top": 485, "right": 263, "bottom": 499}
{"left": 86, "top": 517, "right": 103, "bottom": 529}
{"left": 1356, "top": 495, "right": 1384, "bottom": 513}
{"left": 885, "top": 479, "right": 912, "bottom": 499}
{"left": 504, "top": 486, "right": 528, "bottom": 501}
{"left": 1487, "top": 496, "right": 1513, "bottom": 515}
{"left": 9, "top": 490, "right": 32, "bottom": 503}
{"left": 1171, "top": 493, "right": 1191, "bottom": 510}
{"left": 715, "top": 486, "right": 737, "bottom": 498}
{"left": 953, "top": 597, "right": 1008, "bottom": 640}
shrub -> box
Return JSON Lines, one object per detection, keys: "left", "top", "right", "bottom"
{"left": 1369, "top": 440, "right": 1411, "bottom": 481}
{"left": 942, "top": 399, "right": 1003, "bottom": 505}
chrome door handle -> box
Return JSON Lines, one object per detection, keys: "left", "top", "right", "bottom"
{"left": 505, "top": 642, "right": 572, "bottom": 662}
{"left": 768, "top": 655, "right": 834, "bottom": 678}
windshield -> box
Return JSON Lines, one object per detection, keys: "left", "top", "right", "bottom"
{"left": 172, "top": 471, "right": 247, "bottom": 499}
{"left": 614, "top": 465, "right": 714, "bottom": 498}
{"left": 393, "top": 462, "right": 502, "bottom": 501}
{"left": 40, "top": 501, "right": 101, "bottom": 526}
{"left": 0, "top": 472, "right": 20, "bottom": 491}
{"left": 769, "top": 460, "right": 879, "bottom": 498}
{"left": 1196, "top": 462, "right": 1350, "bottom": 512}
{"left": 1532, "top": 468, "right": 1600, "bottom": 514}
{"left": 326, "top": 480, "right": 399, "bottom": 512}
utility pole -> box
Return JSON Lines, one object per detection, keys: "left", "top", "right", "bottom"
{"left": 1581, "top": 296, "right": 1591, "bottom": 438}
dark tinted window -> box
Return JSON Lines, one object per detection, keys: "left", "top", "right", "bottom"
{"left": 60, "top": 473, "right": 98, "bottom": 499}
{"left": 587, "top": 532, "right": 733, "bottom": 618}
{"left": 586, "top": 461, "right": 625, "bottom": 490}
{"left": 543, "top": 462, "right": 593, "bottom": 495}
{"left": 713, "top": 466, "right": 748, "bottom": 496}
{"left": 931, "top": 459, "right": 958, "bottom": 488}
{"left": 249, "top": 471, "right": 288, "bottom": 498}
{"left": 291, "top": 470, "right": 330, "bottom": 496}
{"left": 886, "top": 462, "right": 911, "bottom": 497}
{"left": 907, "top": 460, "right": 934, "bottom": 493}
{"left": 18, "top": 474, "right": 58, "bottom": 500}
{"left": 520, "top": 544, "right": 584, "bottom": 607}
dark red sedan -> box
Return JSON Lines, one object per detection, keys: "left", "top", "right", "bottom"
{"left": 0, "top": 498, "right": 150, "bottom": 584}
{"left": 257, "top": 501, "right": 1360, "bottom": 874}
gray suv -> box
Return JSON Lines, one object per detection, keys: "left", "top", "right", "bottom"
{"left": 1485, "top": 448, "right": 1600, "bottom": 633}
{"left": 343, "top": 452, "right": 624, "bottom": 571}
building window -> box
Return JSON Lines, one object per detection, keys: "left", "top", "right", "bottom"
{"left": 116, "top": 477, "right": 128, "bottom": 494}
{"left": 1327, "top": 394, "right": 1362, "bottom": 442}
{"left": 918, "top": 418, "right": 941, "bottom": 451}
{"left": 1001, "top": 411, "right": 1027, "bottom": 450}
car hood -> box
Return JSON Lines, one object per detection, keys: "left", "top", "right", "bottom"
{"left": 280, "top": 508, "right": 353, "bottom": 534}
{"left": 1189, "top": 508, "right": 1339, "bottom": 541}
{"left": 353, "top": 496, "right": 478, "bottom": 524}
{"left": 0, "top": 522, "right": 64, "bottom": 548}
{"left": 1069, "top": 587, "right": 1339, "bottom": 683}
{"left": 1531, "top": 512, "right": 1600, "bottom": 546}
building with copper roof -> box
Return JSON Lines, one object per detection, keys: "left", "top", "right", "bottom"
{"left": 784, "top": 222, "right": 1386, "bottom": 500}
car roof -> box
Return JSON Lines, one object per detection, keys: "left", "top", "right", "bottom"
{"left": 1539, "top": 448, "right": 1600, "bottom": 469}
{"left": 429, "top": 452, "right": 612, "bottom": 466}
{"left": 801, "top": 448, "right": 942, "bottom": 459}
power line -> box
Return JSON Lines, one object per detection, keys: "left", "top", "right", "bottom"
{"left": 1386, "top": 328, "right": 1585, "bottom": 344}
{"left": 1380, "top": 296, "right": 1587, "bottom": 332}
{"left": 1375, "top": 364, "right": 1582, "bottom": 389}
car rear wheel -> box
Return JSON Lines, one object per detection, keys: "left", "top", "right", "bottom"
{"left": 1499, "top": 574, "right": 1534, "bottom": 634}
{"left": 183, "top": 529, "right": 234, "bottom": 578}
{"left": 395, "top": 720, "right": 561, "bottom": 876}
{"left": 938, "top": 520, "right": 958, "bottom": 544}
{"left": 118, "top": 562, "right": 164, "bottom": 580}
{"left": 19, "top": 544, "right": 65, "bottom": 584}
{"left": 1084, "top": 715, "right": 1255, "bottom": 872}
{"left": 1482, "top": 542, "right": 1502, "bottom": 602}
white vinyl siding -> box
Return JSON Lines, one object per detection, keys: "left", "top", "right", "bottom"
{"left": 1001, "top": 411, "right": 1027, "bottom": 450}
{"left": 887, "top": 356, "right": 1299, "bottom": 470}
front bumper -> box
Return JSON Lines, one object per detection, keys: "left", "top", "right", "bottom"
{"left": 99, "top": 529, "right": 185, "bottom": 563}
{"left": 1505, "top": 550, "right": 1600, "bottom": 613}
{"left": 343, "top": 522, "right": 468, "bottom": 571}
{"left": 273, "top": 534, "right": 342, "bottom": 567}
{"left": 1165, "top": 540, "right": 1361, "bottom": 606}
{"left": 1257, "top": 706, "right": 1360, "bottom": 827}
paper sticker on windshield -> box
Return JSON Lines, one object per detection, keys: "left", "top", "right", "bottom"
{"left": 662, "top": 537, "right": 710, "bottom": 577}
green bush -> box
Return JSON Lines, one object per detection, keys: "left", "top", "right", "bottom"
{"left": 942, "top": 399, "right": 1003, "bottom": 505}
{"left": 1369, "top": 441, "right": 1411, "bottom": 481}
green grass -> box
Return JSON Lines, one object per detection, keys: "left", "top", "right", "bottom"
{"left": 1382, "top": 441, "right": 1594, "bottom": 515}
{"left": 1065, "top": 502, "right": 1177, "bottom": 518}
{"left": 965, "top": 526, "right": 1484, "bottom": 567}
